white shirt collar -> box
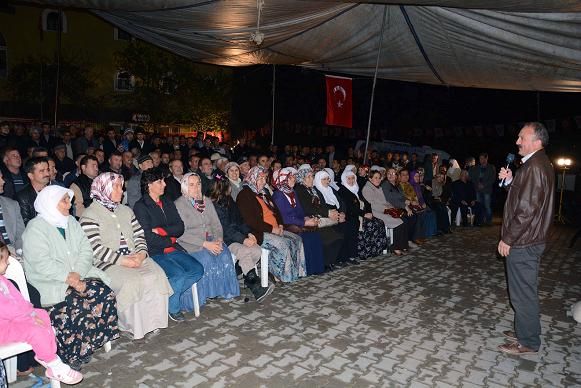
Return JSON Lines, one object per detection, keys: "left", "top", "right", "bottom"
{"left": 521, "top": 149, "right": 540, "bottom": 164}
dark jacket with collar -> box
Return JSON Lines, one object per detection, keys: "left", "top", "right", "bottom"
{"left": 15, "top": 184, "right": 39, "bottom": 225}
{"left": 72, "top": 174, "right": 94, "bottom": 208}
{"left": 381, "top": 181, "right": 407, "bottom": 209}
{"left": 501, "top": 150, "right": 554, "bottom": 248}
{"left": 133, "top": 193, "right": 186, "bottom": 257}
{"left": 213, "top": 197, "right": 252, "bottom": 245}
{"left": 337, "top": 185, "right": 371, "bottom": 219}
{"left": 0, "top": 165, "right": 29, "bottom": 200}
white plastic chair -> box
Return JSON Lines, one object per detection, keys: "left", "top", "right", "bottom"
{"left": 231, "top": 248, "right": 270, "bottom": 288}
{"left": 191, "top": 283, "right": 200, "bottom": 317}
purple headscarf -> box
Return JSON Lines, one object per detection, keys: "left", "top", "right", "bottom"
{"left": 409, "top": 170, "right": 425, "bottom": 206}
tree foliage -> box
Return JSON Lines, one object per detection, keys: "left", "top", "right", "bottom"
{"left": 114, "top": 41, "right": 232, "bottom": 131}
{"left": 6, "top": 53, "right": 96, "bottom": 109}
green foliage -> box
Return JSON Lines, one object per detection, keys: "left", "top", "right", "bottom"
{"left": 6, "top": 52, "right": 96, "bottom": 107}
{"left": 114, "top": 41, "right": 232, "bottom": 131}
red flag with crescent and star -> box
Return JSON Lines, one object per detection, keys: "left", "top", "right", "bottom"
{"left": 325, "top": 75, "right": 352, "bottom": 128}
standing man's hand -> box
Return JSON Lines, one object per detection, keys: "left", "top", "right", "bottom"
{"left": 498, "top": 240, "right": 511, "bottom": 257}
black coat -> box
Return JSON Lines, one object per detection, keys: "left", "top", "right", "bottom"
{"left": 213, "top": 198, "right": 252, "bottom": 245}
{"left": 133, "top": 194, "right": 185, "bottom": 257}
{"left": 163, "top": 176, "right": 182, "bottom": 202}
{"left": 15, "top": 184, "right": 38, "bottom": 225}
{"left": 337, "top": 185, "right": 371, "bottom": 220}
{"left": 294, "top": 184, "right": 332, "bottom": 218}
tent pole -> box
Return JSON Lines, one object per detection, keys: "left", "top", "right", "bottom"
{"left": 271, "top": 64, "right": 276, "bottom": 145}
{"left": 53, "top": 9, "right": 62, "bottom": 128}
{"left": 364, "top": 6, "right": 388, "bottom": 165}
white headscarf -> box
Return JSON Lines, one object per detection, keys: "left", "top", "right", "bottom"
{"left": 344, "top": 164, "right": 357, "bottom": 174}
{"left": 447, "top": 159, "right": 461, "bottom": 181}
{"left": 34, "top": 185, "right": 74, "bottom": 229}
{"left": 341, "top": 169, "right": 359, "bottom": 195}
{"left": 314, "top": 170, "right": 341, "bottom": 208}
{"left": 323, "top": 168, "right": 339, "bottom": 190}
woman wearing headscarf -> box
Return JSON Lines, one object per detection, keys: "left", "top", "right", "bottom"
{"left": 272, "top": 167, "right": 325, "bottom": 275}
{"left": 399, "top": 170, "right": 438, "bottom": 237}
{"left": 225, "top": 161, "right": 243, "bottom": 200}
{"left": 294, "top": 165, "right": 343, "bottom": 270}
{"left": 80, "top": 172, "right": 172, "bottom": 340}
{"left": 337, "top": 169, "right": 388, "bottom": 259}
{"left": 236, "top": 166, "right": 306, "bottom": 282}
{"left": 323, "top": 168, "right": 340, "bottom": 191}
{"left": 133, "top": 168, "right": 204, "bottom": 322}
{"left": 446, "top": 159, "right": 461, "bottom": 182}
{"left": 175, "top": 172, "right": 240, "bottom": 308}
{"left": 22, "top": 185, "right": 119, "bottom": 369}
{"left": 361, "top": 170, "right": 409, "bottom": 255}
{"left": 210, "top": 175, "right": 274, "bottom": 302}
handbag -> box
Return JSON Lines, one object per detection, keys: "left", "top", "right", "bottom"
{"left": 384, "top": 208, "right": 405, "bottom": 218}
{"left": 317, "top": 217, "right": 338, "bottom": 227}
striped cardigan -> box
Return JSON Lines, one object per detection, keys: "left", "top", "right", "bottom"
{"left": 80, "top": 201, "right": 148, "bottom": 271}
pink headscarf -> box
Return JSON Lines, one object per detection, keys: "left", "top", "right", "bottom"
{"left": 90, "top": 172, "right": 124, "bottom": 211}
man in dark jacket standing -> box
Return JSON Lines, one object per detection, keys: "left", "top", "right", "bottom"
{"left": 497, "top": 122, "right": 554, "bottom": 355}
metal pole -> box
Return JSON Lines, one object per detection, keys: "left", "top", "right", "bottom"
{"left": 271, "top": 64, "right": 276, "bottom": 145}
{"left": 53, "top": 9, "right": 62, "bottom": 127}
{"left": 364, "top": 6, "right": 388, "bottom": 165}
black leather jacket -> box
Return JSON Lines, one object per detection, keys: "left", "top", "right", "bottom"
{"left": 15, "top": 184, "right": 38, "bottom": 225}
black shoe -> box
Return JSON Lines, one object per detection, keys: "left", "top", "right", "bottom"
{"left": 347, "top": 258, "right": 360, "bottom": 265}
{"left": 324, "top": 264, "right": 335, "bottom": 272}
{"left": 169, "top": 312, "right": 186, "bottom": 322}
{"left": 244, "top": 269, "right": 275, "bottom": 302}
{"left": 335, "top": 261, "right": 348, "bottom": 268}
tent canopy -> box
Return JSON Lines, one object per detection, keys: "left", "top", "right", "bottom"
{"left": 30, "top": 1, "right": 581, "bottom": 91}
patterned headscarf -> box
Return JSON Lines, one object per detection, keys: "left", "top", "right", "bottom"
{"left": 296, "top": 164, "right": 313, "bottom": 186}
{"left": 90, "top": 172, "right": 124, "bottom": 211}
{"left": 243, "top": 166, "right": 267, "bottom": 194}
{"left": 272, "top": 167, "right": 297, "bottom": 195}
{"left": 181, "top": 172, "right": 205, "bottom": 212}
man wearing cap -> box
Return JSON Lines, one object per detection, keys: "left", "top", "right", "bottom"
{"left": 129, "top": 128, "right": 151, "bottom": 155}
{"left": 53, "top": 143, "right": 76, "bottom": 176}
{"left": 126, "top": 154, "right": 154, "bottom": 207}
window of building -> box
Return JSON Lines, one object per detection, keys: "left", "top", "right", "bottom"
{"left": 42, "top": 9, "right": 68, "bottom": 33}
{"left": 114, "top": 27, "right": 132, "bottom": 41}
{"left": 115, "top": 71, "right": 135, "bottom": 92}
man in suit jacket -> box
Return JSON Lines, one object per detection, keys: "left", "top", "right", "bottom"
{"left": 0, "top": 176, "right": 26, "bottom": 255}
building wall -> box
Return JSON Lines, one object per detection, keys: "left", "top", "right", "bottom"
{"left": 0, "top": 3, "right": 134, "bottom": 102}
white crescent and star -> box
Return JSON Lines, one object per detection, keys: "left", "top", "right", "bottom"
{"left": 332, "top": 85, "right": 347, "bottom": 108}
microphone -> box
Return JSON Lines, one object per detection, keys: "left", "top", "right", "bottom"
{"left": 499, "top": 153, "right": 516, "bottom": 187}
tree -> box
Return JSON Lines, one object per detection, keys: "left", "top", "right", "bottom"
{"left": 114, "top": 41, "right": 232, "bottom": 131}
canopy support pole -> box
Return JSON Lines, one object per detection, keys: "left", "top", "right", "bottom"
{"left": 53, "top": 9, "right": 63, "bottom": 127}
{"left": 364, "top": 6, "right": 388, "bottom": 165}
{"left": 271, "top": 64, "right": 276, "bottom": 145}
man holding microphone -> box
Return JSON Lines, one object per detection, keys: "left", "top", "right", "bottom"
{"left": 497, "top": 122, "right": 554, "bottom": 355}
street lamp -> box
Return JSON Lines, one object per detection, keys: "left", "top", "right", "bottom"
{"left": 556, "top": 157, "right": 573, "bottom": 223}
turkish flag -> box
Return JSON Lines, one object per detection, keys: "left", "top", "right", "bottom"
{"left": 325, "top": 75, "right": 352, "bottom": 128}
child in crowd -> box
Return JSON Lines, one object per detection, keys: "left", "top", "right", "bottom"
{"left": 0, "top": 242, "right": 83, "bottom": 385}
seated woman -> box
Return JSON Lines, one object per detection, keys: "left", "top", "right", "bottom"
{"left": 407, "top": 170, "right": 440, "bottom": 237}
{"left": 210, "top": 175, "right": 274, "bottom": 301}
{"left": 133, "top": 168, "right": 204, "bottom": 322}
{"left": 314, "top": 170, "right": 361, "bottom": 266}
{"left": 0, "top": 242, "right": 83, "bottom": 385}
{"left": 337, "top": 169, "right": 388, "bottom": 259}
{"left": 225, "top": 162, "right": 243, "bottom": 201}
{"left": 80, "top": 172, "right": 172, "bottom": 339}
{"left": 22, "top": 185, "right": 119, "bottom": 369}
{"left": 272, "top": 167, "right": 325, "bottom": 275}
{"left": 174, "top": 172, "right": 240, "bottom": 308}
{"left": 236, "top": 166, "right": 306, "bottom": 282}
{"left": 382, "top": 168, "right": 424, "bottom": 245}
{"left": 294, "top": 166, "right": 343, "bottom": 271}
{"left": 361, "top": 170, "right": 409, "bottom": 256}
{"left": 426, "top": 172, "right": 452, "bottom": 234}
{"left": 399, "top": 169, "right": 438, "bottom": 238}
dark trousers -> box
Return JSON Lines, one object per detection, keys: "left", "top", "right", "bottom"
{"left": 506, "top": 244, "right": 545, "bottom": 350}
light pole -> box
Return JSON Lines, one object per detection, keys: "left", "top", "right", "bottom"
{"left": 556, "top": 157, "right": 573, "bottom": 224}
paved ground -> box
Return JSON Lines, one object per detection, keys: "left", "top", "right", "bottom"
{"left": 11, "top": 222, "right": 581, "bottom": 387}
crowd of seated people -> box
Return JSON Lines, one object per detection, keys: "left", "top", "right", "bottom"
{"left": 0, "top": 120, "right": 492, "bottom": 383}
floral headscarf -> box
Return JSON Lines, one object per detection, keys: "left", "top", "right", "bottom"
{"left": 273, "top": 167, "right": 297, "bottom": 195}
{"left": 243, "top": 166, "right": 267, "bottom": 194}
{"left": 296, "top": 164, "right": 313, "bottom": 186}
{"left": 34, "top": 185, "right": 74, "bottom": 229}
{"left": 90, "top": 172, "right": 124, "bottom": 211}
{"left": 181, "top": 172, "right": 205, "bottom": 212}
